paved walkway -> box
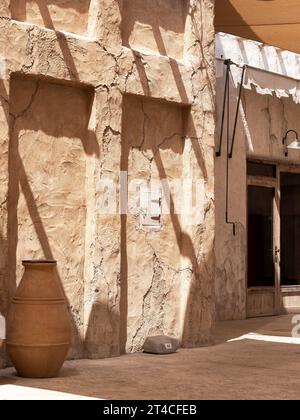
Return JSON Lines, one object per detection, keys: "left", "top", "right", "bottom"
{"left": 0, "top": 315, "right": 300, "bottom": 400}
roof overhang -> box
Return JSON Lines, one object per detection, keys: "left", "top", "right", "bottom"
{"left": 215, "top": 0, "right": 300, "bottom": 54}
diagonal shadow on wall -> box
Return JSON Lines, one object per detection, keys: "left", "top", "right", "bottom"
{"left": 117, "top": 1, "right": 214, "bottom": 348}
{"left": 0, "top": 1, "right": 123, "bottom": 367}
{"left": 1, "top": 0, "right": 216, "bottom": 365}
{"left": 0, "top": 0, "right": 103, "bottom": 365}
{"left": 10, "top": 0, "right": 91, "bottom": 37}
{"left": 7, "top": 74, "right": 98, "bottom": 360}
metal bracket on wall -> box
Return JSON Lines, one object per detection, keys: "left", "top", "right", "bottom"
{"left": 215, "top": 58, "right": 247, "bottom": 236}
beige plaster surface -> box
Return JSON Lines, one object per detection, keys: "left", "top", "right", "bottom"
{"left": 0, "top": 0, "right": 216, "bottom": 366}
{"left": 122, "top": 95, "right": 214, "bottom": 352}
{"left": 215, "top": 66, "right": 300, "bottom": 321}
{"left": 121, "top": 0, "right": 188, "bottom": 59}
{"left": 1, "top": 315, "right": 299, "bottom": 400}
{"left": 123, "top": 95, "right": 187, "bottom": 352}
{"left": 9, "top": 1, "right": 92, "bottom": 36}
{"left": 214, "top": 75, "right": 247, "bottom": 321}
{"left": 9, "top": 76, "right": 94, "bottom": 357}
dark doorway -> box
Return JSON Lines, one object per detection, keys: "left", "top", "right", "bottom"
{"left": 280, "top": 172, "right": 300, "bottom": 286}
{"left": 248, "top": 186, "right": 275, "bottom": 288}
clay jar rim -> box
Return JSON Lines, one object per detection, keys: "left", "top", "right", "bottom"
{"left": 22, "top": 260, "right": 57, "bottom": 266}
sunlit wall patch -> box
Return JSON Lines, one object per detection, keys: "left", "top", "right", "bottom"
{"left": 0, "top": 314, "right": 5, "bottom": 340}
{"left": 0, "top": 56, "right": 5, "bottom": 80}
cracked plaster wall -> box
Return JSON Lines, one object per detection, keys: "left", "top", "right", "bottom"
{"left": 121, "top": 0, "right": 189, "bottom": 60}
{"left": 123, "top": 95, "right": 188, "bottom": 352}
{"left": 9, "top": 1, "right": 93, "bottom": 36}
{"left": 9, "top": 75, "right": 93, "bottom": 357}
{"left": 0, "top": 0, "right": 215, "bottom": 366}
{"left": 215, "top": 76, "right": 300, "bottom": 321}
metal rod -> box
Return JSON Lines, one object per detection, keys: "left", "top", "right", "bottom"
{"left": 215, "top": 58, "right": 237, "bottom": 234}
{"left": 216, "top": 60, "right": 231, "bottom": 157}
{"left": 229, "top": 65, "right": 247, "bottom": 158}
{"left": 224, "top": 62, "right": 236, "bottom": 236}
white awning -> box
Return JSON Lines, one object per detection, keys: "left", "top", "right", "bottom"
{"left": 216, "top": 33, "right": 300, "bottom": 104}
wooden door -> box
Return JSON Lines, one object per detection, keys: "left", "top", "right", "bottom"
{"left": 246, "top": 162, "right": 280, "bottom": 317}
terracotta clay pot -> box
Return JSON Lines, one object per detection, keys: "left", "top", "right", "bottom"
{"left": 6, "top": 260, "right": 72, "bottom": 378}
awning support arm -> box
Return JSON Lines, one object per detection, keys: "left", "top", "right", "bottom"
{"left": 229, "top": 64, "right": 247, "bottom": 158}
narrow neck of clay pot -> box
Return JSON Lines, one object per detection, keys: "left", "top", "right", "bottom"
{"left": 22, "top": 260, "right": 57, "bottom": 269}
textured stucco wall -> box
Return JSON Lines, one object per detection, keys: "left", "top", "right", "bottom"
{"left": 9, "top": 76, "right": 93, "bottom": 357}
{"left": 215, "top": 73, "right": 247, "bottom": 321}
{"left": 0, "top": 0, "right": 215, "bottom": 367}
{"left": 10, "top": 1, "right": 93, "bottom": 36}
{"left": 215, "top": 34, "right": 300, "bottom": 321}
{"left": 121, "top": 0, "right": 189, "bottom": 59}
{"left": 123, "top": 95, "right": 187, "bottom": 352}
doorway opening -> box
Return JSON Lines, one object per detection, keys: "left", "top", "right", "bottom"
{"left": 247, "top": 161, "right": 278, "bottom": 317}
{"left": 246, "top": 161, "right": 300, "bottom": 317}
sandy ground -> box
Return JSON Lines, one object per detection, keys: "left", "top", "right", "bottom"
{"left": 1, "top": 314, "right": 300, "bottom": 400}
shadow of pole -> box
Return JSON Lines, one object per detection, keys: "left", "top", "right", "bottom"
{"left": 10, "top": 0, "right": 92, "bottom": 24}
{"left": 0, "top": 80, "right": 14, "bottom": 325}
{"left": 153, "top": 149, "right": 207, "bottom": 345}
{"left": 152, "top": 25, "right": 189, "bottom": 104}
{"left": 2, "top": 2, "right": 100, "bottom": 362}
{"left": 133, "top": 52, "right": 151, "bottom": 97}
{"left": 120, "top": 8, "right": 214, "bottom": 344}
{"left": 119, "top": 116, "right": 130, "bottom": 354}
{"left": 6, "top": 75, "right": 97, "bottom": 357}
{"left": 190, "top": 5, "right": 215, "bottom": 106}
{"left": 35, "top": 1, "right": 79, "bottom": 80}
{"left": 3, "top": 0, "right": 216, "bottom": 358}
{"left": 0, "top": 80, "right": 9, "bottom": 124}
{"left": 8, "top": 130, "right": 84, "bottom": 353}
{"left": 10, "top": 1, "right": 81, "bottom": 80}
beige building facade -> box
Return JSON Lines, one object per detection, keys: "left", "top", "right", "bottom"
{"left": 215, "top": 33, "right": 300, "bottom": 321}
{"left": 0, "top": 1, "right": 215, "bottom": 367}
{"left": 2, "top": 1, "right": 300, "bottom": 372}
